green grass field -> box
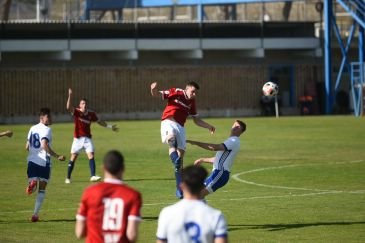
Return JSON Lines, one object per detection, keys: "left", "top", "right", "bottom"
{"left": 1, "top": 116, "right": 365, "bottom": 242}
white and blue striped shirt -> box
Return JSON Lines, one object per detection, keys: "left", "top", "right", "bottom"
{"left": 213, "top": 136, "right": 240, "bottom": 172}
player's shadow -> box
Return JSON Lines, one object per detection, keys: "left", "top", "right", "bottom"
{"left": 142, "top": 216, "right": 159, "bottom": 222}
{"left": 124, "top": 178, "right": 174, "bottom": 182}
{"left": 0, "top": 218, "right": 75, "bottom": 224}
{"left": 228, "top": 221, "right": 365, "bottom": 232}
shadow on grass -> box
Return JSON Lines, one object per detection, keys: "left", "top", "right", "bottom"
{"left": 142, "top": 216, "right": 159, "bottom": 221}
{"left": 124, "top": 178, "right": 174, "bottom": 182}
{"left": 0, "top": 218, "right": 76, "bottom": 224}
{"left": 228, "top": 221, "right": 365, "bottom": 232}
{"left": 0, "top": 217, "right": 160, "bottom": 224}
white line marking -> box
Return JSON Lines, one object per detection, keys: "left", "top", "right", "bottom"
{"left": 232, "top": 160, "right": 365, "bottom": 193}
{"left": 1, "top": 160, "right": 363, "bottom": 215}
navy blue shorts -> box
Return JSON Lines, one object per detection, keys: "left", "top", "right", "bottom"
{"left": 204, "top": 169, "right": 230, "bottom": 193}
{"left": 27, "top": 161, "right": 51, "bottom": 182}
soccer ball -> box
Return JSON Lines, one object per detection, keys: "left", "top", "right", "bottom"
{"left": 262, "top": 81, "right": 279, "bottom": 97}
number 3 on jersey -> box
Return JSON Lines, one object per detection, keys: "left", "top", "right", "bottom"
{"left": 185, "top": 222, "right": 201, "bottom": 243}
{"left": 102, "top": 198, "right": 124, "bottom": 230}
{"left": 29, "top": 133, "right": 41, "bottom": 149}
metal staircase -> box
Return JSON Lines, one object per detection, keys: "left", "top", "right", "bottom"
{"left": 324, "top": 0, "right": 364, "bottom": 116}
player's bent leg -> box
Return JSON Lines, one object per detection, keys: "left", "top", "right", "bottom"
{"left": 169, "top": 147, "right": 185, "bottom": 199}
{"left": 204, "top": 170, "right": 230, "bottom": 196}
{"left": 66, "top": 153, "right": 78, "bottom": 183}
{"left": 26, "top": 162, "right": 40, "bottom": 195}
{"left": 167, "top": 134, "right": 177, "bottom": 149}
{"left": 26, "top": 179, "right": 38, "bottom": 195}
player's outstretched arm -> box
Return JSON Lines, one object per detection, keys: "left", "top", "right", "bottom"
{"left": 0, "top": 130, "right": 13, "bottom": 138}
{"left": 41, "top": 139, "right": 66, "bottom": 161}
{"left": 97, "top": 120, "right": 119, "bottom": 132}
{"left": 66, "top": 88, "right": 74, "bottom": 113}
{"left": 150, "top": 82, "right": 160, "bottom": 97}
{"left": 192, "top": 116, "right": 215, "bottom": 134}
{"left": 186, "top": 140, "right": 225, "bottom": 151}
{"left": 194, "top": 157, "right": 215, "bottom": 165}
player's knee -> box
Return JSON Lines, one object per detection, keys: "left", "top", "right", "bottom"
{"left": 169, "top": 151, "right": 182, "bottom": 169}
{"left": 167, "top": 136, "right": 177, "bottom": 149}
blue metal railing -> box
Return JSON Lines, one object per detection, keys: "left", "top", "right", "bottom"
{"left": 350, "top": 62, "right": 364, "bottom": 116}
{"left": 83, "top": 0, "right": 305, "bottom": 20}
{"left": 336, "top": 0, "right": 365, "bottom": 28}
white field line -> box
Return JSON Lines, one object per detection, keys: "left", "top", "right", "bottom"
{"left": 232, "top": 160, "right": 365, "bottom": 193}
{"left": 1, "top": 161, "right": 364, "bottom": 215}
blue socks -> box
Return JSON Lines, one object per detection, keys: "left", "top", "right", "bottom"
{"left": 67, "top": 159, "right": 96, "bottom": 178}
{"left": 89, "top": 158, "right": 96, "bottom": 176}
{"left": 67, "top": 161, "right": 75, "bottom": 179}
{"left": 170, "top": 151, "right": 183, "bottom": 198}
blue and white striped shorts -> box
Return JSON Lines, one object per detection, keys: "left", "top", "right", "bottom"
{"left": 204, "top": 169, "right": 230, "bottom": 193}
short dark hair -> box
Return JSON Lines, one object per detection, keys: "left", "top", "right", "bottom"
{"left": 39, "top": 108, "right": 51, "bottom": 117}
{"left": 186, "top": 81, "right": 200, "bottom": 90}
{"left": 103, "top": 150, "right": 125, "bottom": 175}
{"left": 236, "top": 120, "right": 246, "bottom": 133}
{"left": 182, "top": 165, "right": 208, "bottom": 195}
{"left": 80, "top": 98, "right": 88, "bottom": 103}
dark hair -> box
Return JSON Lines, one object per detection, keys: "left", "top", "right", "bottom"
{"left": 103, "top": 150, "right": 125, "bottom": 175}
{"left": 80, "top": 98, "right": 88, "bottom": 103}
{"left": 186, "top": 81, "right": 200, "bottom": 90}
{"left": 39, "top": 108, "right": 51, "bottom": 117}
{"left": 236, "top": 120, "right": 246, "bottom": 133}
{"left": 182, "top": 165, "right": 208, "bottom": 195}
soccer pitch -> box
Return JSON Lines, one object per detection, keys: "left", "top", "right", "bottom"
{"left": 1, "top": 116, "right": 364, "bottom": 242}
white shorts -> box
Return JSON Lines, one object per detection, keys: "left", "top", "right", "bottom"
{"left": 160, "top": 119, "right": 186, "bottom": 150}
{"left": 71, "top": 137, "right": 95, "bottom": 154}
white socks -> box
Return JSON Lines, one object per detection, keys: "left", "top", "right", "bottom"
{"left": 34, "top": 190, "right": 45, "bottom": 215}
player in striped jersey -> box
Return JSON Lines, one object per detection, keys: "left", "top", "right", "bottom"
{"left": 186, "top": 120, "right": 246, "bottom": 198}
{"left": 25, "top": 108, "right": 66, "bottom": 222}
{"left": 156, "top": 165, "right": 227, "bottom": 243}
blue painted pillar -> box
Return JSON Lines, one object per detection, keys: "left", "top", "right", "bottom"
{"left": 324, "top": 0, "right": 333, "bottom": 114}
{"left": 359, "top": 16, "right": 364, "bottom": 115}
{"left": 359, "top": 21, "right": 364, "bottom": 66}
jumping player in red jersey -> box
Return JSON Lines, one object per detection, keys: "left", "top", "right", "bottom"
{"left": 151, "top": 81, "right": 215, "bottom": 199}
{"left": 76, "top": 150, "right": 142, "bottom": 243}
{"left": 65, "top": 88, "right": 118, "bottom": 184}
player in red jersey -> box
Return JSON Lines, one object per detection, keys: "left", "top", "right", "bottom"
{"left": 76, "top": 150, "right": 142, "bottom": 243}
{"left": 151, "top": 81, "right": 215, "bottom": 199}
{"left": 66, "top": 88, "right": 118, "bottom": 184}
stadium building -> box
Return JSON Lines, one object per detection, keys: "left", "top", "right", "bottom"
{"left": 0, "top": 0, "right": 363, "bottom": 123}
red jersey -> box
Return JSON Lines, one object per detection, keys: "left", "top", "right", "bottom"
{"left": 77, "top": 179, "right": 142, "bottom": 243}
{"left": 72, "top": 108, "right": 99, "bottom": 138}
{"left": 161, "top": 88, "right": 197, "bottom": 126}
